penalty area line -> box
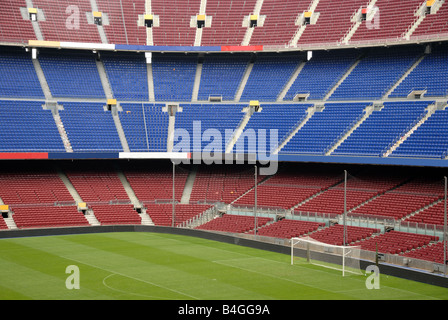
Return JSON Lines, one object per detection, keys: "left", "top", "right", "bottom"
{"left": 102, "top": 274, "right": 174, "bottom": 300}
{"left": 62, "top": 256, "right": 200, "bottom": 300}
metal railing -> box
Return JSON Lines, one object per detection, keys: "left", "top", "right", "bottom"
{"left": 200, "top": 229, "right": 447, "bottom": 275}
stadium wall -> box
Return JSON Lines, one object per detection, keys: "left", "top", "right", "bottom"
{"left": 1, "top": 152, "right": 448, "bottom": 168}
{"left": 27, "top": 40, "right": 261, "bottom": 53}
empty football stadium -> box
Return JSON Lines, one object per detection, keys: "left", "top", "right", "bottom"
{"left": 0, "top": 0, "right": 448, "bottom": 303}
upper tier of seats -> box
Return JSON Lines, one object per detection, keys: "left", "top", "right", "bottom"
{"left": 3, "top": 0, "right": 447, "bottom": 48}
{"left": 350, "top": 0, "right": 426, "bottom": 43}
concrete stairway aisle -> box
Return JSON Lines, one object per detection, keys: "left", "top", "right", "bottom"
{"left": 53, "top": 113, "right": 73, "bottom": 153}
{"left": 32, "top": 58, "right": 52, "bottom": 100}
{"left": 382, "top": 103, "right": 438, "bottom": 157}
{"left": 234, "top": 61, "right": 254, "bottom": 102}
{"left": 139, "top": 209, "right": 154, "bottom": 226}
{"left": 273, "top": 105, "right": 317, "bottom": 154}
{"left": 57, "top": 168, "right": 102, "bottom": 226}
{"left": 289, "top": 0, "right": 321, "bottom": 46}
{"left": 225, "top": 106, "right": 254, "bottom": 153}
{"left": 324, "top": 56, "right": 363, "bottom": 101}
{"left": 84, "top": 208, "right": 101, "bottom": 226}
{"left": 116, "top": 165, "right": 155, "bottom": 225}
{"left": 241, "top": 0, "right": 265, "bottom": 46}
{"left": 57, "top": 169, "right": 83, "bottom": 204}
{"left": 325, "top": 105, "right": 375, "bottom": 156}
{"left": 382, "top": 54, "right": 427, "bottom": 99}
{"left": 181, "top": 167, "right": 198, "bottom": 204}
{"left": 4, "top": 216, "right": 18, "bottom": 230}
{"left": 277, "top": 61, "right": 307, "bottom": 102}
{"left": 147, "top": 62, "right": 156, "bottom": 101}
{"left": 112, "top": 109, "right": 131, "bottom": 153}
{"left": 96, "top": 59, "right": 131, "bottom": 152}
{"left": 191, "top": 58, "right": 203, "bottom": 102}
{"left": 0, "top": 196, "right": 17, "bottom": 229}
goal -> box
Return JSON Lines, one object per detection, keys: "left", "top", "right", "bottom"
{"left": 290, "top": 237, "right": 362, "bottom": 277}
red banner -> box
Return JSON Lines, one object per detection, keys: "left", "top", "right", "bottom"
{"left": 221, "top": 45, "right": 263, "bottom": 52}
{"left": 0, "top": 153, "right": 49, "bottom": 159}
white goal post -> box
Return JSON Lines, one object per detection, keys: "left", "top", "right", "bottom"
{"left": 291, "top": 237, "right": 362, "bottom": 277}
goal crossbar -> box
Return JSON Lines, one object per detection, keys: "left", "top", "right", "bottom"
{"left": 291, "top": 237, "right": 362, "bottom": 277}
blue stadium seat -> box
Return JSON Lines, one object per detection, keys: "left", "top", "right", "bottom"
{"left": 284, "top": 50, "right": 359, "bottom": 101}
{"left": 119, "top": 103, "right": 169, "bottom": 152}
{"left": 102, "top": 52, "right": 149, "bottom": 101}
{"left": 0, "top": 44, "right": 447, "bottom": 160}
{"left": 39, "top": 50, "right": 105, "bottom": 98}
{"left": 240, "top": 53, "right": 302, "bottom": 102}
{"left": 0, "top": 100, "right": 64, "bottom": 152}
{"left": 174, "top": 104, "right": 245, "bottom": 153}
{"left": 234, "top": 104, "right": 311, "bottom": 154}
{"left": 0, "top": 48, "right": 44, "bottom": 98}
{"left": 152, "top": 53, "right": 197, "bottom": 101}
{"left": 389, "top": 45, "right": 448, "bottom": 98}
{"left": 58, "top": 102, "right": 122, "bottom": 152}
{"left": 391, "top": 105, "right": 448, "bottom": 159}
{"left": 329, "top": 47, "right": 423, "bottom": 100}
{"left": 198, "top": 54, "right": 249, "bottom": 101}
{"left": 333, "top": 101, "right": 433, "bottom": 156}
{"left": 280, "top": 103, "right": 369, "bottom": 155}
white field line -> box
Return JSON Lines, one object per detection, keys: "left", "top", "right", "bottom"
{"left": 62, "top": 256, "right": 200, "bottom": 300}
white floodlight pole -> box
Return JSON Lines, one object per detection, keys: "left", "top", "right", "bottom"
{"left": 254, "top": 165, "right": 258, "bottom": 236}
{"left": 343, "top": 170, "right": 347, "bottom": 246}
{"left": 172, "top": 161, "right": 176, "bottom": 228}
{"left": 444, "top": 176, "right": 447, "bottom": 276}
{"left": 342, "top": 170, "right": 348, "bottom": 277}
{"left": 291, "top": 238, "right": 294, "bottom": 265}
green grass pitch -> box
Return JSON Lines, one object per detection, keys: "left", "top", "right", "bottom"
{"left": 0, "top": 231, "right": 447, "bottom": 300}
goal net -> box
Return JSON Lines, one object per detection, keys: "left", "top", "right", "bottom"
{"left": 291, "top": 237, "right": 362, "bottom": 277}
